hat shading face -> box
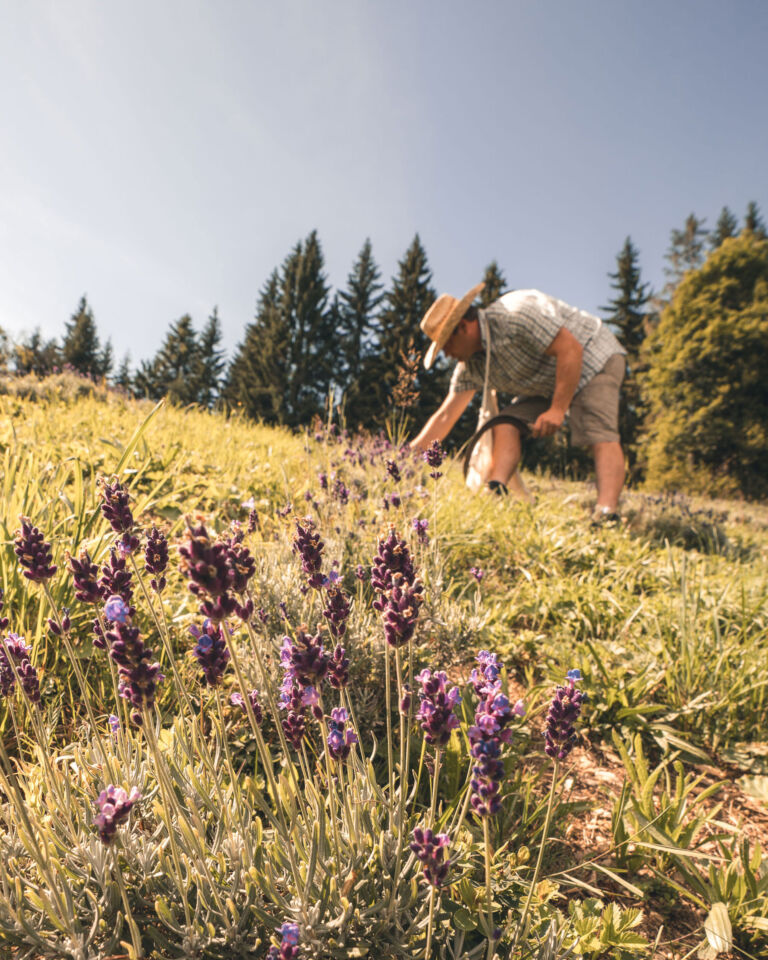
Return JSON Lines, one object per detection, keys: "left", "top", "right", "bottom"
{"left": 420, "top": 282, "right": 485, "bottom": 369}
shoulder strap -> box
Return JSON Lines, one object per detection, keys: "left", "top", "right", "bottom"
{"left": 479, "top": 312, "right": 492, "bottom": 408}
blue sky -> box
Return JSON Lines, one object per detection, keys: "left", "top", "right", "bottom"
{"left": 1, "top": 0, "right": 766, "bottom": 366}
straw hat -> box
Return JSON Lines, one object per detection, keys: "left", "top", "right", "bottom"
{"left": 420, "top": 282, "right": 485, "bottom": 369}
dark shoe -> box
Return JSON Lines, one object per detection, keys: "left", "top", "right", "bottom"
{"left": 590, "top": 506, "right": 621, "bottom": 528}
{"left": 487, "top": 480, "right": 509, "bottom": 496}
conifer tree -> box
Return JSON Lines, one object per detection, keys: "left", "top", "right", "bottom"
{"left": 62, "top": 296, "right": 111, "bottom": 378}
{"left": 600, "top": 237, "right": 650, "bottom": 476}
{"left": 134, "top": 315, "right": 199, "bottom": 404}
{"left": 710, "top": 206, "right": 738, "bottom": 249}
{"left": 479, "top": 260, "right": 507, "bottom": 306}
{"left": 355, "top": 235, "right": 439, "bottom": 431}
{"left": 338, "top": 238, "right": 384, "bottom": 417}
{"left": 13, "top": 330, "right": 61, "bottom": 377}
{"left": 643, "top": 230, "right": 768, "bottom": 498}
{"left": 192, "top": 308, "right": 226, "bottom": 408}
{"left": 657, "top": 213, "right": 708, "bottom": 306}
{"left": 224, "top": 271, "right": 290, "bottom": 423}
{"left": 279, "top": 230, "right": 333, "bottom": 425}
{"left": 114, "top": 354, "right": 132, "bottom": 392}
{"left": 744, "top": 201, "right": 767, "bottom": 239}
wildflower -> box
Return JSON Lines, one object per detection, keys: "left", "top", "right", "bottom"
{"left": 544, "top": 670, "right": 585, "bottom": 761}
{"left": 179, "top": 523, "right": 239, "bottom": 621}
{"left": 93, "top": 785, "right": 141, "bottom": 844}
{"left": 227, "top": 538, "right": 256, "bottom": 594}
{"left": 332, "top": 477, "right": 349, "bottom": 504}
{"left": 247, "top": 509, "right": 260, "bottom": 533}
{"left": 470, "top": 566, "right": 484, "bottom": 582}
{"left": 470, "top": 650, "right": 502, "bottom": 698}
{"left": 14, "top": 517, "right": 57, "bottom": 583}
{"left": 190, "top": 621, "right": 230, "bottom": 687}
{"left": 327, "top": 644, "right": 350, "bottom": 689}
{"left": 277, "top": 502, "right": 293, "bottom": 518}
{"left": 144, "top": 527, "right": 169, "bottom": 593}
{"left": 326, "top": 707, "right": 358, "bottom": 760}
{"left": 423, "top": 440, "right": 445, "bottom": 479}
{"left": 0, "top": 635, "right": 41, "bottom": 706}
{"left": 354, "top": 564, "right": 369, "bottom": 582}
{"left": 292, "top": 518, "right": 325, "bottom": 590}
{"left": 47, "top": 607, "right": 70, "bottom": 636}
{"left": 106, "top": 617, "right": 164, "bottom": 725}
{"left": 281, "top": 629, "right": 329, "bottom": 688}
{"left": 318, "top": 472, "right": 328, "bottom": 490}
{"left": 512, "top": 698, "right": 526, "bottom": 717}
{"left": 323, "top": 584, "right": 351, "bottom": 639}
{"left": 99, "top": 477, "right": 140, "bottom": 553}
{"left": 99, "top": 549, "right": 134, "bottom": 606}
{"left": 371, "top": 527, "right": 416, "bottom": 606}
{"left": 412, "top": 518, "right": 429, "bottom": 545}
{"left": 280, "top": 682, "right": 308, "bottom": 749}
{"left": 382, "top": 575, "right": 424, "bottom": 647}
{"left": 108, "top": 714, "right": 120, "bottom": 736}
{"left": 104, "top": 595, "right": 130, "bottom": 624}
{"left": 410, "top": 827, "right": 452, "bottom": 887}
{"left": 468, "top": 660, "right": 514, "bottom": 817}
{"left": 230, "top": 689, "right": 263, "bottom": 725}
{"left": 415, "top": 669, "right": 461, "bottom": 746}
{"left": 68, "top": 550, "right": 102, "bottom": 604}
{"left": 267, "top": 921, "right": 301, "bottom": 960}
{"left": 386, "top": 459, "right": 401, "bottom": 482}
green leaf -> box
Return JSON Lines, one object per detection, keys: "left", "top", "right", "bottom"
{"left": 704, "top": 902, "right": 732, "bottom": 954}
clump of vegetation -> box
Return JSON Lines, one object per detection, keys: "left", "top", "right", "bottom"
{"left": 0, "top": 392, "right": 767, "bottom": 958}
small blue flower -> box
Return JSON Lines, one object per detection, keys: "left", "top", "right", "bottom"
{"left": 104, "top": 595, "right": 130, "bottom": 624}
{"left": 566, "top": 668, "right": 582, "bottom": 682}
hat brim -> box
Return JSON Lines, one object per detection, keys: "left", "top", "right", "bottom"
{"left": 423, "top": 282, "right": 485, "bottom": 369}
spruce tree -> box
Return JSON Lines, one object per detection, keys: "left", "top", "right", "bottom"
{"left": 192, "top": 308, "right": 226, "bottom": 408}
{"left": 279, "top": 230, "right": 333, "bottom": 425}
{"left": 13, "top": 330, "right": 61, "bottom": 377}
{"left": 658, "top": 213, "right": 709, "bottom": 305}
{"left": 744, "top": 201, "right": 767, "bottom": 239}
{"left": 710, "top": 206, "right": 738, "bottom": 249}
{"left": 356, "top": 234, "right": 438, "bottom": 431}
{"left": 224, "top": 271, "right": 290, "bottom": 423}
{"left": 338, "top": 238, "right": 384, "bottom": 419}
{"left": 114, "top": 354, "right": 133, "bottom": 392}
{"left": 62, "top": 296, "right": 110, "bottom": 378}
{"left": 600, "top": 237, "right": 650, "bottom": 476}
{"left": 135, "top": 315, "right": 199, "bottom": 404}
{"left": 479, "top": 260, "right": 507, "bottom": 306}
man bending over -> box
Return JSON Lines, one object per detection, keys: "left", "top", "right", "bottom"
{"left": 412, "top": 282, "right": 627, "bottom": 520}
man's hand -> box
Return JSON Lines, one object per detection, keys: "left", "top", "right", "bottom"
{"left": 531, "top": 407, "right": 565, "bottom": 438}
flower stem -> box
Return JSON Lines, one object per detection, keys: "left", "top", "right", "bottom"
{"left": 484, "top": 817, "right": 495, "bottom": 960}
{"left": 425, "top": 885, "right": 436, "bottom": 959}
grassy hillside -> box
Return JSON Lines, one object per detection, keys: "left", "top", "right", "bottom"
{"left": 1, "top": 388, "right": 767, "bottom": 959}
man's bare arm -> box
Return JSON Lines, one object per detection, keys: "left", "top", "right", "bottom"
{"left": 531, "top": 328, "right": 583, "bottom": 438}
{"left": 412, "top": 390, "right": 476, "bottom": 450}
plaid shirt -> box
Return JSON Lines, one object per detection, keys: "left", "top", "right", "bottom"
{"left": 450, "top": 289, "right": 625, "bottom": 398}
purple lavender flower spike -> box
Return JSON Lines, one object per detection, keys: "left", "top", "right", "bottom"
{"left": 230, "top": 689, "right": 263, "bottom": 724}
{"left": 68, "top": 550, "right": 102, "bottom": 604}
{"left": 410, "top": 827, "right": 452, "bottom": 887}
{"left": 190, "top": 620, "right": 230, "bottom": 686}
{"left": 386, "top": 459, "right": 401, "bottom": 482}
{"left": 468, "top": 654, "right": 514, "bottom": 818}
{"left": 267, "top": 921, "right": 301, "bottom": 960}
{"left": 93, "top": 785, "right": 141, "bottom": 844}
{"left": 99, "top": 549, "right": 134, "bottom": 606}
{"left": 470, "top": 566, "right": 484, "bottom": 582}
{"left": 382, "top": 575, "right": 424, "bottom": 648}
{"left": 415, "top": 669, "right": 461, "bottom": 746}
{"left": 371, "top": 527, "right": 416, "bottom": 606}
{"left": 326, "top": 707, "right": 358, "bottom": 761}
{"left": 99, "top": 477, "right": 140, "bottom": 553}
{"left": 423, "top": 440, "right": 445, "bottom": 480}
{"left": 412, "top": 518, "right": 429, "bottom": 545}
{"left": 106, "top": 616, "right": 164, "bottom": 725}
{"left": 227, "top": 538, "right": 256, "bottom": 594}
{"left": 469, "top": 650, "right": 502, "bottom": 698}
{"left": 292, "top": 518, "right": 325, "bottom": 590}
{"left": 281, "top": 629, "right": 329, "bottom": 687}
{"left": 327, "top": 644, "right": 349, "bottom": 689}
{"left": 280, "top": 682, "right": 308, "bottom": 750}
{"left": 14, "top": 517, "right": 58, "bottom": 583}
{"left": 0, "top": 634, "right": 42, "bottom": 706}
{"left": 323, "top": 584, "right": 351, "bottom": 639}
{"left": 544, "top": 670, "right": 585, "bottom": 761}
{"left": 144, "top": 526, "right": 169, "bottom": 592}
{"left": 332, "top": 477, "right": 349, "bottom": 504}
{"left": 179, "top": 523, "right": 239, "bottom": 621}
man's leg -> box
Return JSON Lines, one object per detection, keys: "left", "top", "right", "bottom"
{"left": 591, "top": 441, "right": 625, "bottom": 511}
{"left": 488, "top": 423, "right": 531, "bottom": 500}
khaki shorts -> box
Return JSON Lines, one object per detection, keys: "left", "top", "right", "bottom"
{"left": 500, "top": 353, "right": 626, "bottom": 446}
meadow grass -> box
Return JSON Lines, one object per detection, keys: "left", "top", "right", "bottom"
{"left": 0, "top": 389, "right": 767, "bottom": 959}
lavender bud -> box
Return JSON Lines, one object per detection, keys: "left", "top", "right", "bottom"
{"left": 14, "top": 517, "right": 57, "bottom": 583}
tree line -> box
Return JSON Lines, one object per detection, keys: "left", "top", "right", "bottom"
{"left": 1, "top": 201, "right": 766, "bottom": 498}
